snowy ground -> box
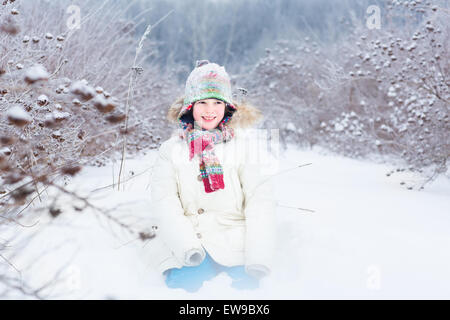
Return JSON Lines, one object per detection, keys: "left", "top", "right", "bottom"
{"left": 4, "top": 143, "right": 450, "bottom": 299}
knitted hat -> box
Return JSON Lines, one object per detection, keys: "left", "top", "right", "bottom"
{"left": 178, "top": 60, "right": 236, "bottom": 123}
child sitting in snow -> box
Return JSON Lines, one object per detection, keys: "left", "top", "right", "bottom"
{"left": 147, "top": 60, "right": 276, "bottom": 292}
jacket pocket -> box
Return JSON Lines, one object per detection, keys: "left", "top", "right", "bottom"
{"left": 224, "top": 224, "right": 246, "bottom": 252}
{"left": 215, "top": 211, "right": 245, "bottom": 227}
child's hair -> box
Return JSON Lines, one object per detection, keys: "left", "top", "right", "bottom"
{"left": 180, "top": 100, "right": 236, "bottom": 126}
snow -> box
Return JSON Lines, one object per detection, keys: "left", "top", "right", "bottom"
{"left": 3, "top": 144, "right": 450, "bottom": 299}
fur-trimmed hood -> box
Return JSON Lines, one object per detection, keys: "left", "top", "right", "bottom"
{"left": 167, "top": 96, "right": 263, "bottom": 129}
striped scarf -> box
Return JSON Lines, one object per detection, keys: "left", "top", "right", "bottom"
{"left": 179, "top": 121, "right": 234, "bottom": 193}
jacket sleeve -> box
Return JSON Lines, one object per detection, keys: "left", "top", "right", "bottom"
{"left": 150, "top": 139, "right": 206, "bottom": 267}
{"left": 238, "top": 133, "right": 277, "bottom": 276}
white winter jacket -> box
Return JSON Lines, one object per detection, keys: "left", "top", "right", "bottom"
{"left": 144, "top": 99, "right": 277, "bottom": 278}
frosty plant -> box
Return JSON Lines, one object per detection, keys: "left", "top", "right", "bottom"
{"left": 338, "top": 0, "right": 450, "bottom": 188}
{"left": 117, "top": 9, "right": 174, "bottom": 191}
{"left": 0, "top": 0, "right": 176, "bottom": 298}
{"left": 242, "top": 0, "right": 448, "bottom": 189}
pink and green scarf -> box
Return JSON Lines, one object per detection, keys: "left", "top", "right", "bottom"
{"left": 179, "top": 121, "right": 234, "bottom": 193}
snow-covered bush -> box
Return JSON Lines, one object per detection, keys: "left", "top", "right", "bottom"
{"left": 0, "top": 0, "right": 171, "bottom": 297}
{"left": 239, "top": 0, "right": 449, "bottom": 184}
{"left": 236, "top": 39, "right": 334, "bottom": 148}
{"left": 333, "top": 0, "right": 449, "bottom": 178}
{"left": 1, "top": 0, "right": 178, "bottom": 206}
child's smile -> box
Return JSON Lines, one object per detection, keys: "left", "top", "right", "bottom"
{"left": 193, "top": 98, "right": 225, "bottom": 130}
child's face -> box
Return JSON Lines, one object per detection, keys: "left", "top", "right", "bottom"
{"left": 192, "top": 98, "right": 226, "bottom": 130}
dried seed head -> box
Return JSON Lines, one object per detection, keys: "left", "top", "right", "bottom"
{"left": 0, "top": 147, "right": 12, "bottom": 157}
{"left": 55, "top": 85, "right": 64, "bottom": 94}
{"left": 61, "top": 165, "right": 82, "bottom": 176}
{"left": 37, "top": 94, "right": 49, "bottom": 106}
{"left": 77, "top": 129, "right": 85, "bottom": 140}
{"left": 24, "top": 64, "right": 49, "bottom": 84}
{"left": 0, "top": 161, "right": 10, "bottom": 171}
{"left": 106, "top": 113, "right": 126, "bottom": 124}
{"left": 0, "top": 136, "right": 15, "bottom": 145}
{"left": 7, "top": 106, "right": 32, "bottom": 127}
{"left": 44, "top": 114, "right": 56, "bottom": 128}
{"left": 139, "top": 227, "right": 157, "bottom": 240}
{"left": 36, "top": 174, "right": 48, "bottom": 183}
{"left": 70, "top": 80, "right": 95, "bottom": 101}
{"left": 93, "top": 95, "right": 116, "bottom": 113}
{"left": 53, "top": 111, "right": 70, "bottom": 122}
{"left": 49, "top": 206, "right": 62, "bottom": 218}
{"left": 51, "top": 130, "right": 63, "bottom": 140}
{"left": 4, "top": 172, "right": 24, "bottom": 184}
{"left": 73, "top": 204, "right": 84, "bottom": 212}
{"left": 11, "top": 185, "right": 34, "bottom": 203}
{"left": 0, "top": 17, "right": 19, "bottom": 35}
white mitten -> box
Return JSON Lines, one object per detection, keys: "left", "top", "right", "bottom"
{"left": 184, "top": 247, "right": 206, "bottom": 266}
{"left": 245, "top": 264, "right": 270, "bottom": 279}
